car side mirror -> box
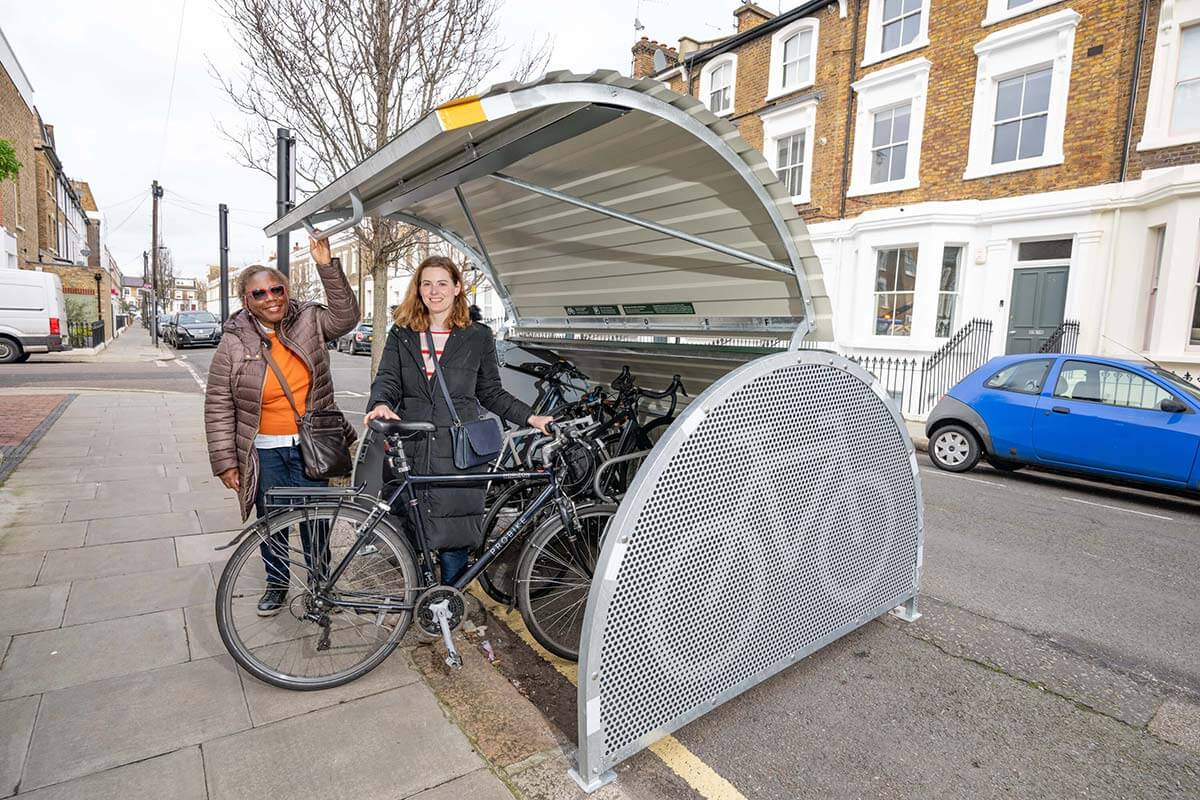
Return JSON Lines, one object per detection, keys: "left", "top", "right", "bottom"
{"left": 1160, "top": 398, "right": 1189, "bottom": 413}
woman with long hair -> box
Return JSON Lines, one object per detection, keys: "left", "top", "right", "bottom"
{"left": 365, "top": 255, "right": 552, "bottom": 582}
{"left": 205, "top": 237, "right": 359, "bottom": 615}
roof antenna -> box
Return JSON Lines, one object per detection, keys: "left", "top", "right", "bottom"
{"left": 1101, "top": 334, "right": 1165, "bottom": 371}
{"left": 634, "top": 0, "right": 645, "bottom": 32}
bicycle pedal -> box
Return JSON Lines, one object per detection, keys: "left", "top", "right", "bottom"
{"left": 445, "top": 651, "right": 463, "bottom": 669}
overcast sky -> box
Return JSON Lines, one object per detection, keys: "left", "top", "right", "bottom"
{"left": 1, "top": 0, "right": 800, "bottom": 279}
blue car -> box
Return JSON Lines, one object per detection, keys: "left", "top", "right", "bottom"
{"left": 925, "top": 354, "right": 1200, "bottom": 492}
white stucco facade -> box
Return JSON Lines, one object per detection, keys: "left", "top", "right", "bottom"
{"left": 807, "top": 163, "right": 1200, "bottom": 379}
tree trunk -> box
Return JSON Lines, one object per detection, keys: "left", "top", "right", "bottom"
{"left": 370, "top": 250, "right": 390, "bottom": 375}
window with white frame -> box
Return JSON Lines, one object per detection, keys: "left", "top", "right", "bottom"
{"left": 863, "top": 0, "right": 929, "bottom": 66}
{"left": 701, "top": 56, "right": 737, "bottom": 116}
{"left": 982, "top": 0, "right": 1066, "bottom": 27}
{"left": 1172, "top": 25, "right": 1200, "bottom": 133}
{"left": 991, "top": 66, "right": 1051, "bottom": 164}
{"left": 936, "top": 246, "right": 962, "bottom": 338}
{"left": 761, "top": 99, "right": 817, "bottom": 203}
{"left": 767, "top": 18, "right": 819, "bottom": 99}
{"left": 1138, "top": 1, "right": 1200, "bottom": 150}
{"left": 963, "top": 10, "right": 1079, "bottom": 179}
{"left": 874, "top": 246, "right": 917, "bottom": 336}
{"left": 1191, "top": 256, "right": 1200, "bottom": 346}
{"left": 848, "top": 58, "right": 930, "bottom": 196}
{"left": 871, "top": 103, "right": 911, "bottom": 183}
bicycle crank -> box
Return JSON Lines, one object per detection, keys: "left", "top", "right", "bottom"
{"left": 430, "top": 599, "right": 462, "bottom": 668}
{"left": 415, "top": 586, "right": 466, "bottom": 669}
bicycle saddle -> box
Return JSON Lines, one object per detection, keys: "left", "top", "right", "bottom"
{"left": 368, "top": 419, "right": 435, "bottom": 435}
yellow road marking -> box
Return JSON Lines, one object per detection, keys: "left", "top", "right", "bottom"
{"left": 475, "top": 591, "right": 748, "bottom": 800}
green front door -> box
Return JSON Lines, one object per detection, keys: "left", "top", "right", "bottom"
{"left": 1006, "top": 266, "right": 1068, "bottom": 354}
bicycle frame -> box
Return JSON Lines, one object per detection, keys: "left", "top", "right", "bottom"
{"left": 314, "top": 467, "right": 563, "bottom": 613}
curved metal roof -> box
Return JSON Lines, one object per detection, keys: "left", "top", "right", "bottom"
{"left": 266, "top": 70, "right": 832, "bottom": 348}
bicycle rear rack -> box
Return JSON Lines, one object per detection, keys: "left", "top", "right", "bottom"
{"left": 263, "top": 485, "right": 366, "bottom": 511}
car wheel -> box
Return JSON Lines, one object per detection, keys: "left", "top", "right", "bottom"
{"left": 929, "top": 424, "right": 981, "bottom": 473}
{"left": 0, "top": 337, "right": 23, "bottom": 364}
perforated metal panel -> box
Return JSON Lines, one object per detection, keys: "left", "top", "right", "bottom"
{"left": 573, "top": 350, "right": 923, "bottom": 784}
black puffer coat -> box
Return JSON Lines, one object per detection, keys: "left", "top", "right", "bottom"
{"left": 367, "top": 323, "right": 533, "bottom": 549}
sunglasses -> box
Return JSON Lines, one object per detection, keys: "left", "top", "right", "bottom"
{"left": 250, "top": 285, "right": 286, "bottom": 301}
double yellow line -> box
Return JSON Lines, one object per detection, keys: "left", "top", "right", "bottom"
{"left": 475, "top": 592, "right": 747, "bottom": 800}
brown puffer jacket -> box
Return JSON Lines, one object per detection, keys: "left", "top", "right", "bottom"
{"left": 204, "top": 258, "right": 359, "bottom": 520}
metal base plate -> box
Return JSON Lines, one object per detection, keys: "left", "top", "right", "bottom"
{"left": 888, "top": 596, "right": 922, "bottom": 623}
{"left": 568, "top": 766, "right": 617, "bottom": 793}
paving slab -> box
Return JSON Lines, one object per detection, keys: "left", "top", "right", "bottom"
{"left": 75, "top": 465, "right": 166, "bottom": 483}
{"left": 197, "top": 507, "right": 243, "bottom": 533}
{"left": 0, "top": 503, "right": 67, "bottom": 530}
{"left": 0, "top": 467, "right": 81, "bottom": 487}
{"left": 11, "top": 747, "right": 206, "bottom": 800}
{"left": 63, "top": 494, "right": 171, "bottom": 522}
{"left": 408, "top": 769, "right": 514, "bottom": 800}
{"left": 38, "top": 539, "right": 177, "bottom": 585}
{"left": 0, "top": 695, "right": 39, "bottom": 798}
{"left": 203, "top": 684, "right": 482, "bottom": 800}
{"left": 26, "top": 445, "right": 85, "bottom": 460}
{"left": 0, "top": 522, "right": 86, "bottom": 554}
{"left": 87, "top": 441, "right": 166, "bottom": 456}
{"left": 21, "top": 656, "right": 250, "bottom": 790}
{"left": 95, "top": 476, "right": 191, "bottom": 500}
{"left": 63, "top": 564, "right": 214, "bottom": 626}
{"left": 0, "top": 610, "right": 189, "bottom": 699}
{"left": 0, "top": 584, "right": 69, "bottom": 636}
{"left": 240, "top": 646, "right": 421, "bottom": 726}
{"left": 84, "top": 511, "right": 202, "bottom": 546}
{"left": 1150, "top": 699, "right": 1200, "bottom": 754}
{"left": 183, "top": 605, "right": 225, "bottom": 660}
{"left": 174, "top": 532, "right": 234, "bottom": 567}
{"left": 0, "top": 483, "right": 97, "bottom": 503}
{"left": 0, "top": 553, "right": 43, "bottom": 590}
{"left": 169, "top": 489, "right": 237, "bottom": 513}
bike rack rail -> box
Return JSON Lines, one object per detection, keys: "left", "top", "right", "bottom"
{"left": 265, "top": 70, "right": 923, "bottom": 792}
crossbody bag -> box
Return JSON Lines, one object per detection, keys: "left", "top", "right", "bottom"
{"left": 425, "top": 329, "right": 502, "bottom": 470}
{"left": 262, "top": 341, "right": 355, "bottom": 479}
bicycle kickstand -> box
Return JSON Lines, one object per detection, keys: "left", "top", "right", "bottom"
{"left": 429, "top": 599, "right": 463, "bottom": 669}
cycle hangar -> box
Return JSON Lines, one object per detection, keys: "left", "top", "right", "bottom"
{"left": 265, "top": 70, "right": 924, "bottom": 791}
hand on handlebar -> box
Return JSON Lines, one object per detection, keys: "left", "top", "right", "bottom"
{"left": 364, "top": 404, "right": 400, "bottom": 426}
{"left": 527, "top": 414, "right": 554, "bottom": 435}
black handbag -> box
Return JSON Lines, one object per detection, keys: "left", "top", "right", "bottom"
{"left": 426, "top": 330, "right": 502, "bottom": 469}
{"left": 262, "top": 342, "right": 355, "bottom": 479}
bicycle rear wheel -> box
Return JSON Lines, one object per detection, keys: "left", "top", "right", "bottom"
{"left": 515, "top": 503, "right": 616, "bottom": 661}
{"left": 215, "top": 505, "right": 418, "bottom": 691}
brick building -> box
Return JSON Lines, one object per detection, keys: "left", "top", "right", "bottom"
{"left": 0, "top": 27, "right": 38, "bottom": 270}
{"left": 636, "top": 0, "right": 1200, "bottom": 381}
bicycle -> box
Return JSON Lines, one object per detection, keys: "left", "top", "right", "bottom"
{"left": 476, "top": 371, "right": 687, "bottom": 606}
{"left": 214, "top": 418, "right": 611, "bottom": 690}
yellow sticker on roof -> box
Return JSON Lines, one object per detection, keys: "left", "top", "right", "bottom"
{"left": 436, "top": 96, "right": 487, "bottom": 130}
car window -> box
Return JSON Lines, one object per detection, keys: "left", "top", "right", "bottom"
{"left": 1151, "top": 368, "right": 1200, "bottom": 404}
{"left": 178, "top": 312, "right": 216, "bottom": 324}
{"left": 1054, "top": 360, "right": 1175, "bottom": 410}
{"left": 984, "top": 359, "right": 1052, "bottom": 394}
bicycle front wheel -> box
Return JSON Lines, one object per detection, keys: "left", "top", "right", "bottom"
{"left": 515, "top": 503, "right": 616, "bottom": 661}
{"left": 215, "top": 505, "right": 419, "bottom": 691}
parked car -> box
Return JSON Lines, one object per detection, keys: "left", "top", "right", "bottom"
{"left": 156, "top": 314, "right": 173, "bottom": 340}
{"left": 167, "top": 311, "right": 221, "bottom": 349}
{"left": 0, "top": 268, "right": 68, "bottom": 363}
{"left": 926, "top": 354, "right": 1200, "bottom": 493}
{"left": 335, "top": 322, "right": 373, "bottom": 355}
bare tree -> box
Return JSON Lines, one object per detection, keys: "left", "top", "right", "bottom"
{"left": 212, "top": 0, "right": 550, "bottom": 370}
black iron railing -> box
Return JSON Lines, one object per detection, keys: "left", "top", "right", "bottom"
{"left": 1039, "top": 320, "right": 1080, "bottom": 354}
{"left": 67, "top": 321, "right": 105, "bottom": 348}
{"left": 801, "top": 319, "right": 995, "bottom": 417}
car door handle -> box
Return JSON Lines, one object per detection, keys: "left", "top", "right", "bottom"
{"left": 1051, "top": 406, "right": 1070, "bottom": 414}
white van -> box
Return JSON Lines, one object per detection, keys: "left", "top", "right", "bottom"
{"left": 0, "top": 268, "right": 68, "bottom": 363}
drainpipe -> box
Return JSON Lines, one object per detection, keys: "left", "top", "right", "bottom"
{"left": 1119, "top": 0, "right": 1150, "bottom": 182}
{"left": 838, "top": 0, "right": 862, "bottom": 219}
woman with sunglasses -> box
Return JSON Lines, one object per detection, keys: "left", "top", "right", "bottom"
{"left": 365, "top": 256, "right": 553, "bottom": 584}
{"left": 204, "top": 237, "right": 360, "bottom": 616}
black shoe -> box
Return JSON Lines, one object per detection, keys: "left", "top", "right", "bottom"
{"left": 257, "top": 588, "right": 287, "bottom": 616}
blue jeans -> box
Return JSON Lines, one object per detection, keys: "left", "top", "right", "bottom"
{"left": 440, "top": 547, "right": 469, "bottom": 585}
{"left": 255, "top": 445, "right": 330, "bottom": 587}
